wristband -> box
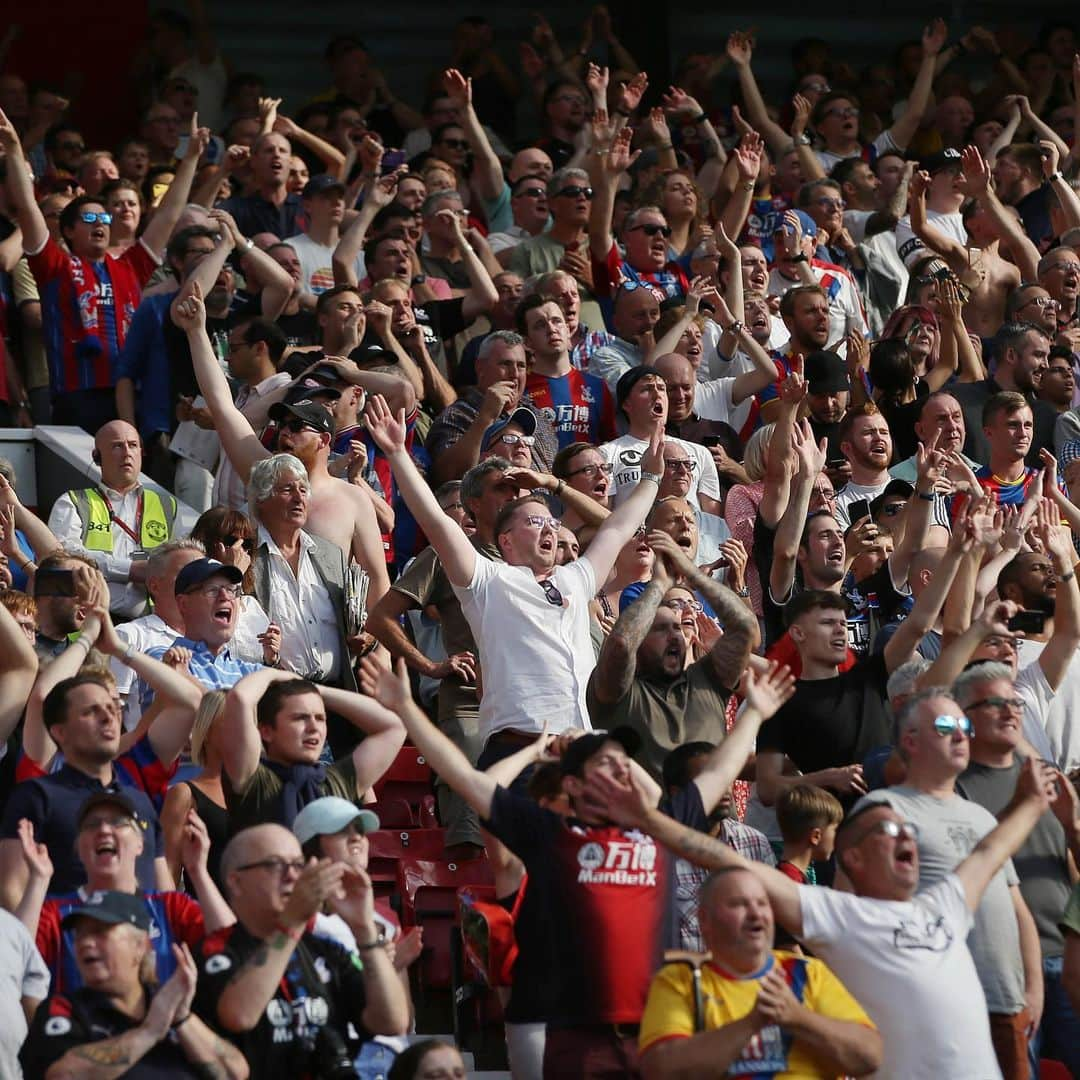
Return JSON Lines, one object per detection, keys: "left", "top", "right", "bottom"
{"left": 1061, "top": 570, "right": 1076, "bottom": 583}
{"left": 1051, "top": 172, "right": 1065, "bottom": 183}
{"left": 640, "top": 470, "right": 662, "bottom": 485}
{"left": 554, "top": 478, "right": 565, "bottom": 496}
{"left": 691, "top": 112, "right": 708, "bottom": 125}
{"left": 735, "top": 586, "right": 751, "bottom": 598}
{"left": 356, "top": 937, "right": 387, "bottom": 951}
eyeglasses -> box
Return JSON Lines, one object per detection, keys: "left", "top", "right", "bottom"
{"left": 857, "top": 819, "right": 919, "bottom": 844}
{"left": 494, "top": 433, "right": 535, "bottom": 447}
{"left": 816, "top": 197, "right": 846, "bottom": 211}
{"left": 441, "top": 501, "right": 463, "bottom": 512}
{"left": 932, "top": 714, "right": 973, "bottom": 737}
{"left": 1023, "top": 296, "right": 1060, "bottom": 309}
{"left": 438, "top": 138, "right": 470, "bottom": 151}
{"left": 222, "top": 534, "right": 255, "bottom": 553}
{"left": 633, "top": 523, "right": 648, "bottom": 537}
{"left": 555, "top": 185, "right": 594, "bottom": 200}
{"left": 667, "top": 598, "right": 703, "bottom": 613}
{"left": 823, "top": 106, "right": 859, "bottom": 119}
{"left": 79, "top": 815, "right": 136, "bottom": 832}
{"left": 79, "top": 211, "right": 112, "bottom": 225}
{"left": 566, "top": 462, "right": 613, "bottom": 479}
{"left": 525, "top": 515, "right": 562, "bottom": 531}
{"left": 983, "top": 635, "right": 1019, "bottom": 652}
{"left": 514, "top": 186, "right": 547, "bottom": 198}
{"left": 234, "top": 856, "right": 306, "bottom": 877}
{"left": 965, "top": 696, "right": 1024, "bottom": 713}
{"left": 800, "top": 81, "right": 831, "bottom": 94}
{"left": 880, "top": 502, "right": 906, "bottom": 516}
{"left": 629, "top": 223, "right": 673, "bottom": 239}
{"left": 281, "top": 418, "right": 322, "bottom": 435}
{"left": 189, "top": 583, "right": 242, "bottom": 600}
{"left": 539, "top": 578, "right": 565, "bottom": 606}
{"left": 664, "top": 458, "right": 696, "bottom": 473}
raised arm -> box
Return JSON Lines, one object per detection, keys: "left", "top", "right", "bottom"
{"left": 365, "top": 395, "right": 477, "bottom": 587}
{"left": 759, "top": 377, "right": 802, "bottom": 529}
{"left": 719, "top": 134, "right": 763, "bottom": 244}
{"left": 588, "top": 126, "right": 635, "bottom": 265}
{"left": 956, "top": 758, "right": 1055, "bottom": 912}
{"left": 908, "top": 170, "right": 969, "bottom": 273}
{"left": 213, "top": 210, "right": 293, "bottom": 320}
{"left": 220, "top": 668, "right": 301, "bottom": 792}
{"left": 332, "top": 165, "right": 399, "bottom": 288}
{"left": 582, "top": 427, "right": 664, "bottom": 581}
{"left": 140, "top": 116, "right": 208, "bottom": 256}
{"left": 371, "top": 661, "right": 497, "bottom": 818}
{"left": 0, "top": 108, "right": 47, "bottom": 254}
{"left": 444, "top": 213, "right": 498, "bottom": 322}
{"left": 274, "top": 114, "right": 346, "bottom": 179}
{"left": 442, "top": 69, "right": 503, "bottom": 203}
{"left": 171, "top": 280, "right": 269, "bottom": 484}
{"left": 725, "top": 33, "right": 792, "bottom": 155}
{"left": 317, "top": 684, "right": 406, "bottom": 797}
{"left": 888, "top": 20, "right": 947, "bottom": 151}
{"left": 1029, "top": 497, "right": 1080, "bottom": 689}
{"left": 888, "top": 434, "right": 943, "bottom": 586}
{"left": 770, "top": 422, "right": 825, "bottom": 601}
{"left": 0, "top": 576, "right": 39, "bottom": 746}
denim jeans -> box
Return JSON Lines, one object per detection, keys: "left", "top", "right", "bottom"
{"left": 1028, "top": 955, "right": 1080, "bottom": 1078}
{"left": 354, "top": 1040, "right": 398, "bottom": 1080}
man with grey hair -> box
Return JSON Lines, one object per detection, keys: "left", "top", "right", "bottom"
{"left": 854, "top": 687, "right": 1042, "bottom": 1079}
{"left": 428, "top": 329, "right": 558, "bottom": 483}
{"left": 420, "top": 189, "right": 501, "bottom": 294}
{"left": 368, "top": 456, "right": 520, "bottom": 854}
{"left": 955, "top": 661, "right": 1080, "bottom": 1076}
{"left": 245, "top": 454, "right": 358, "bottom": 726}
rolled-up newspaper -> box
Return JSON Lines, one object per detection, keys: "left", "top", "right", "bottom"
{"left": 345, "top": 563, "right": 370, "bottom": 636}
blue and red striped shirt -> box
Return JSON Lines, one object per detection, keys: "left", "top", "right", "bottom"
{"left": 526, "top": 369, "right": 616, "bottom": 449}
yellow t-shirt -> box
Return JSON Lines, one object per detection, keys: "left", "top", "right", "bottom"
{"left": 639, "top": 950, "right": 874, "bottom": 1077}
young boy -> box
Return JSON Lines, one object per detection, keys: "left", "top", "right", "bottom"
{"left": 775, "top": 783, "right": 843, "bottom": 884}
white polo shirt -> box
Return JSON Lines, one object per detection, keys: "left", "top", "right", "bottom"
{"left": 453, "top": 555, "right": 598, "bottom": 742}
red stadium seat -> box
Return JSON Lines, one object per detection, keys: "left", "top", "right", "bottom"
{"left": 418, "top": 793, "right": 440, "bottom": 829}
{"left": 366, "top": 798, "right": 416, "bottom": 830}
{"left": 1040, "top": 1062, "right": 1072, "bottom": 1080}
{"left": 367, "top": 828, "right": 447, "bottom": 897}
{"left": 397, "top": 857, "right": 494, "bottom": 989}
{"left": 374, "top": 746, "right": 435, "bottom": 808}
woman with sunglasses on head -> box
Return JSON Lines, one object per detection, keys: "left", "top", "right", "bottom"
{"left": 642, "top": 168, "right": 708, "bottom": 259}
{"left": 189, "top": 507, "right": 280, "bottom": 667}
{"left": 100, "top": 178, "right": 144, "bottom": 258}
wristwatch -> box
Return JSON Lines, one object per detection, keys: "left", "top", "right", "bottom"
{"left": 794, "top": 133, "right": 812, "bottom": 146}
{"left": 411, "top": 274, "right": 427, "bottom": 286}
{"left": 726, "top": 320, "right": 744, "bottom": 336}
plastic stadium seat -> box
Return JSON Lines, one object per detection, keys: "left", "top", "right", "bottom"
{"left": 373, "top": 746, "right": 434, "bottom": 808}
{"left": 397, "top": 857, "right": 494, "bottom": 989}
{"left": 366, "top": 798, "right": 416, "bottom": 830}
{"left": 1040, "top": 1062, "right": 1071, "bottom": 1080}
{"left": 418, "top": 793, "right": 440, "bottom": 829}
{"left": 368, "top": 828, "right": 447, "bottom": 897}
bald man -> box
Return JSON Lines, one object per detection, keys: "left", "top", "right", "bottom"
{"left": 48, "top": 420, "right": 178, "bottom": 617}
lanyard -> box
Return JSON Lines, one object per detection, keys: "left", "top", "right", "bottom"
{"left": 98, "top": 488, "right": 142, "bottom": 545}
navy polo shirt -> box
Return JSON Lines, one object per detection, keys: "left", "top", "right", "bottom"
{"left": 218, "top": 192, "right": 301, "bottom": 239}
{"left": 0, "top": 764, "right": 163, "bottom": 893}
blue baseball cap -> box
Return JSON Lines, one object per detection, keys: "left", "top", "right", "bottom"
{"left": 482, "top": 407, "right": 536, "bottom": 451}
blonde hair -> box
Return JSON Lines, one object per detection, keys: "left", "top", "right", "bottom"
{"left": 190, "top": 691, "right": 226, "bottom": 767}
{"left": 742, "top": 423, "right": 774, "bottom": 483}
{"left": 776, "top": 783, "right": 843, "bottom": 842}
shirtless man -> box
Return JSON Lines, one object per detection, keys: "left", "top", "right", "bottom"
{"left": 171, "top": 280, "right": 390, "bottom": 607}
{"left": 909, "top": 145, "right": 1039, "bottom": 339}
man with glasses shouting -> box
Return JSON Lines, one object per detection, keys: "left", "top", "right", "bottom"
{"left": 194, "top": 822, "right": 408, "bottom": 1076}
{"left": 589, "top": 694, "right": 1061, "bottom": 1079}
{"left": 366, "top": 391, "right": 665, "bottom": 768}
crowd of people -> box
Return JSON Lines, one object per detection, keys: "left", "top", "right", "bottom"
{"left": 6, "top": 4, "right": 1080, "bottom": 1078}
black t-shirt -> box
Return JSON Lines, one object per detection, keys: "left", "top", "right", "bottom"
{"left": 195, "top": 922, "right": 369, "bottom": 1074}
{"left": 276, "top": 309, "right": 319, "bottom": 348}
{"left": 483, "top": 784, "right": 705, "bottom": 1026}
{"left": 22, "top": 987, "right": 199, "bottom": 1078}
{"left": 757, "top": 653, "right": 892, "bottom": 783}
{"left": 163, "top": 299, "right": 259, "bottom": 405}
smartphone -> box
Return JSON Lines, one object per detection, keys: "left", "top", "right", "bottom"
{"left": 381, "top": 149, "right": 407, "bottom": 174}
{"left": 1008, "top": 610, "right": 1048, "bottom": 635}
{"left": 35, "top": 568, "right": 77, "bottom": 598}
{"left": 847, "top": 498, "right": 871, "bottom": 524}
{"left": 826, "top": 457, "right": 847, "bottom": 470}
{"left": 701, "top": 435, "right": 722, "bottom": 448}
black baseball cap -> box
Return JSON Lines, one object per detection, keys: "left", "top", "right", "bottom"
{"left": 61, "top": 890, "right": 151, "bottom": 933}
{"left": 920, "top": 148, "right": 962, "bottom": 175}
{"left": 76, "top": 789, "right": 139, "bottom": 828}
{"left": 268, "top": 399, "right": 335, "bottom": 437}
{"left": 804, "top": 350, "right": 849, "bottom": 394}
{"left": 615, "top": 365, "right": 664, "bottom": 410}
{"left": 284, "top": 378, "right": 342, "bottom": 405}
{"left": 870, "top": 479, "right": 915, "bottom": 518}
{"left": 302, "top": 174, "right": 346, "bottom": 199}
{"left": 561, "top": 728, "right": 641, "bottom": 776}
{"left": 174, "top": 557, "right": 244, "bottom": 596}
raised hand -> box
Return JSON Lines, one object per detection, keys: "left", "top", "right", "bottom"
{"left": 281, "top": 858, "right": 346, "bottom": 928}
{"left": 661, "top": 85, "right": 701, "bottom": 118}
{"left": 364, "top": 394, "right": 408, "bottom": 454}
{"left": 743, "top": 661, "right": 796, "bottom": 720}
{"left": 718, "top": 537, "right": 749, "bottom": 590}
{"left": 733, "top": 132, "right": 763, "bottom": 182}
{"left": 18, "top": 818, "right": 53, "bottom": 881}
{"left": 725, "top": 31, "right": 753, "bottom": 67}
{"left": 640, "top": 420, "right": 665, "bottom": 472}
{"left": 914, "top": 429, "right": 947, "bottom": 490}
{"left": 358, "top": 134, "right": 384, "bottom": 176}
{"left": 605, "top": 125, "right": 640, "bottom": 175}
{"left": 179, "top": 809, "right": 211, "bottom": 874}
{"left": 958, "top": 144, "right": 990, "bottom": 195}
{"left": 0, "top": 107, "right": 22, "bottom": 152}
{"left": 641, "top": 107, "right": 671, "bottom": 146}
{"left": 184, "top": 112, "right": 210, "bottom": 160}
{"left": 792, "top": 419, "right": 827, "bottom": 478}
{"left": 222, "top": 144, "right": 251, "bottom": 174}
{"left": 586, "top": 63, "right": 610, "bottom": 99}
{"left": 1039, "top": 139, "right": 1061, "bottom": 179}
{"left": 372, "top": 657, "right": 413, "bottom": 714}
{"left": 170, "top": 279, "right": 207, "bottom": 333}
{"left": 258, "top": 96, "right": 282, "bottom": 130}
{"left": 922, "top": 18, "right": 948, "bottom": 57}
{"left": 615, "top": 71, "right": 648, "bottom": 115}
{"left": 442, "top": 68, "right": 472, "bottom": 108}
{"left": 790, "top": 93, "right": 812, "bottom": 138}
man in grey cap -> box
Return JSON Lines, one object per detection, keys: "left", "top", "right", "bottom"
{"left": 21, "top": 890, "right": 244, "bottom": 1078}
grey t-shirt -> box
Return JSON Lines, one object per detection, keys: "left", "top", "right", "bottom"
{"left": 959, "top": 755, "right": 1071, "bottom": 958}
{"left": 855, "top": 785, "right": 1025, "bottom": 1014}
{"left": 0, "top": 908, "right": 49, "bottom": 1077}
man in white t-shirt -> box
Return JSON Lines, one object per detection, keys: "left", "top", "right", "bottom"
{"left": 366, "top": 393, "right": 666, "bottom": 762}
{"left": 287, "top": 175, "right": 364, "bottom": 296}
{"left": 599, "top": 366, "right": 722, "bottom": 514}
{"left": 594, "top": 701, "right": 1059, "bottom": 1080}
{"left": 833, "top": 404, "right": 895, "bottom": 528}
{"left": 894, "top": 149, "right": 967, "bottom": 268}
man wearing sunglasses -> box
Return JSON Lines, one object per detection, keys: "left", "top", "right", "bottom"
{"left": 855, "top": 688, "right": 1043, "bottom": 1079}
{"left": 487, "top": 173, "right": 549, "bottom": 257}
{"left": 594, "top": 697, "right": 1059, "bottom": 1080}
{"left": 956, "top": 663, "right": 1080, "bottom": 1077}
{"left": 0, "top": 107, "right": 204, "bottom": 433}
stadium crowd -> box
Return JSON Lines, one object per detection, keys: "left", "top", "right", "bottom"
{"left": 7, "top": 4, "right": 1080, "bottom": 1077}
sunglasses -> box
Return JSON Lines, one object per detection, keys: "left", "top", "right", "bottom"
{"left": 439, "top": 138, "right": 470, "bottom": 151}
{"left": 858, "top": 819, "right": 919, "bottom": 843}
{"left": 79, "top": 211, "right": 113, "bottom": 225}
{"left": 515, "top": 186, "right": 547, "bottom": 198}
{"left": 555, "top": 185, "right": 594, "bottom": 200}
{"left": 539, "top": 578, "right": 565, "bottom": 606}
{"left": 58, "top": 140, "right": 86, "bottom": 152}
{"left": 630, "top": 223, "right": 673, "bottom": 239}
{"left": 965, "top": 696, "right": 1024, "bottom": 713}
{"left": 823, "top": 106, "right": 859, "bottom": 119}
{"left": 525, "top": 514, "right": 562, "bottom": 531}
{"left": 222, "top": 534, "right": 255, "bottom": 553}
{"left": 494, "top": 433, "right": 534, "bottom": 447}
{"left": 816, "top": 197, "right": 845, "bottom": 211}
{"left": 667, "top": 598, "right": 704, "bottom": 613}
{"left": 880, "top": 502, "right": 906, "bottom": 516}
{"left": 281, "top": 418, "right": 321, "bottom": 434}
{"left": 932, "top": 714, "right": 973, "bottom": 737}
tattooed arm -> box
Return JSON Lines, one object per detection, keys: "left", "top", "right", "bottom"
{"left": 46, "top": 1028, "right": 164, "bottom": 1080}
